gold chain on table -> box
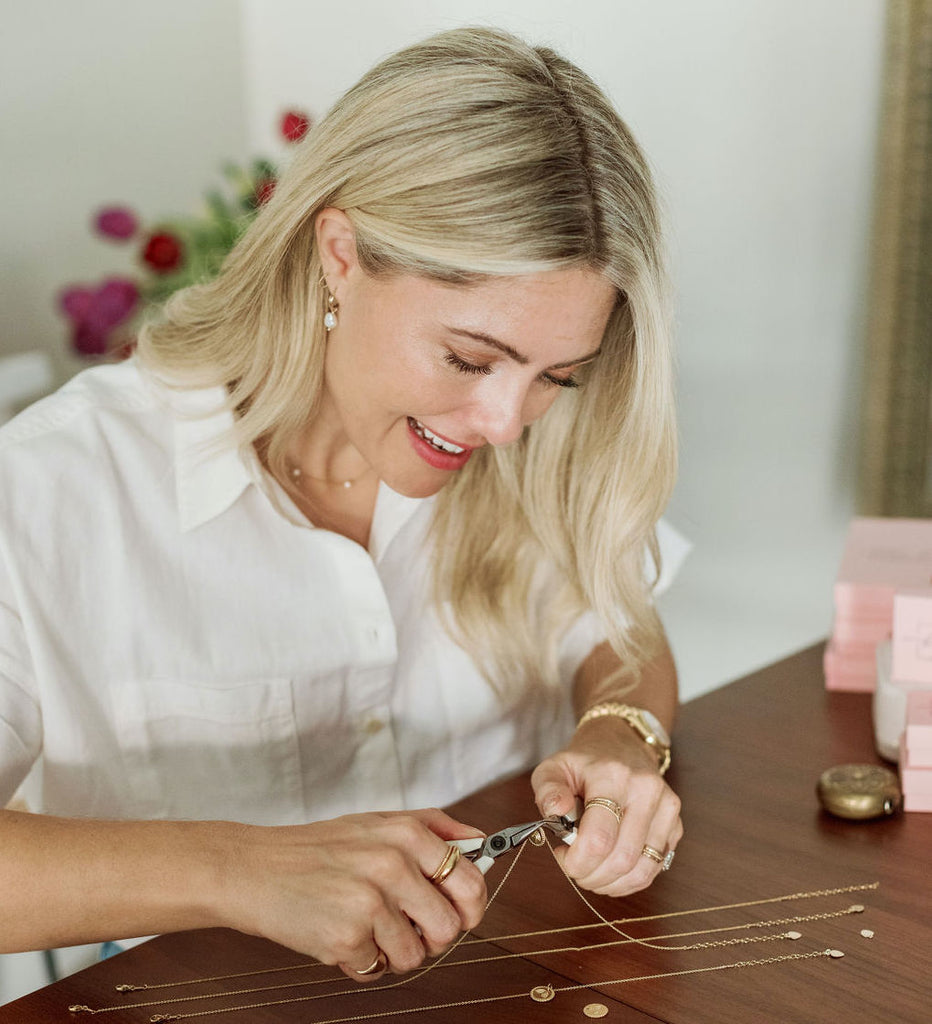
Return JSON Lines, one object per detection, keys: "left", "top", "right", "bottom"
{"left": 68, "top": 834, "right": 877, "bottom": 1023}
{"left": 458, "top": 879, "right": 880, "bottom": 945}
{"left": 69, "top": 904, "right": 863, "bottom": 1017}
{"left": 70, "top": 839, "right": 531, "bottom": 1019}
{"left": 160, "top": 949, "right": 847, "bottom": 1024}
{"left": 542, "top": 835, "right": 868, "bottom": 952}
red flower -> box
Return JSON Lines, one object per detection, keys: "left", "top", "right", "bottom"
{"left": 59, "top": 278, "right": 139, "bottom": 356}
{"left": 254, "top": 177, "right": 277, "bottom": 205}
{"left": 94, "top": 206, "right": 138, "bottom": 240}
{"left": 142, "top": 231, "right": 184, "bottom": 273}
{"left": 281, "top": 110, "right": 311, "bottom": 142}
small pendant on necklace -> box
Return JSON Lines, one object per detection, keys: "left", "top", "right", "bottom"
{"left": 343, "top": 479, "right": 352, "bottom": 489}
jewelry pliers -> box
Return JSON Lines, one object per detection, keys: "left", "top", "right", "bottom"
{"left": 447, "top": 807, "right": 580, "bottom": 875}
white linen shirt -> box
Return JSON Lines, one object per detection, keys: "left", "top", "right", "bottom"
{"left": 0, "top": 360, "right": 631, "bottom": 824}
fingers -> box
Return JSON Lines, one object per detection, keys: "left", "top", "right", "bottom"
{"left": 554, "top": 770, "right": 682, "bottom": 898}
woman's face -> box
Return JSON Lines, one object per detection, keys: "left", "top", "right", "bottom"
{"left": 315, "top": 260, "right": 617, "bottom": 499}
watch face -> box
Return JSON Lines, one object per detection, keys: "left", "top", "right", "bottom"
{"left": 640, "top": 709, "right": 671, "bottom": 747}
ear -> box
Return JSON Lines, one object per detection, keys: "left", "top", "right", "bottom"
{"left": 315, "top": 207, "right": 359, "bottom": 296}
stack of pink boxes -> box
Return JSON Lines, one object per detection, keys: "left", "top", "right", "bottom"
{"left": 900, "top": 692, "right": 932, "bottom": 812}
{"left": 825, "top": 517, "right": 932, "bottom": 693}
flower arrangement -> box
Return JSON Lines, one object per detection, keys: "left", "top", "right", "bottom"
{"left": 58, "top": 110, "right": 311, "bottom": 358}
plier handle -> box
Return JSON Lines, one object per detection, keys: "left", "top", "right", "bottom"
{"left": 447, "top": 804, "right": 580, "bottom": 875}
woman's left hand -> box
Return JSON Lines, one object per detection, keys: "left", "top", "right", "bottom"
{"left": 530, "top": 715, "right": 682, "bottom": 897}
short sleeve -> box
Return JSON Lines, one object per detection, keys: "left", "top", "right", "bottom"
{"left": 558, "top": 517, "right": 692, "bottom": 681}
{"left": 0, "top": 553, "right": 41, "bottom": 807}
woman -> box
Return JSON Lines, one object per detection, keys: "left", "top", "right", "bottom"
{"left": 0, "top": 27, "right": 682, "bottom": 981}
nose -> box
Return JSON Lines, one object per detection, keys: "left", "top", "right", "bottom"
{"left": 466, "top": 377, "right": 540, "bottom": 447}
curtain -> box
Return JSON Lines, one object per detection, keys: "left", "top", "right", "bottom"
{"left": 859, "top": 0, "right": 932, "bottom": 517}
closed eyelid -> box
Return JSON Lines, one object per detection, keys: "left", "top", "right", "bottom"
{"left": 444, "top": 326, "right": 600, "bottom": 372}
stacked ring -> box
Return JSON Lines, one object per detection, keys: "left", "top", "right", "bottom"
{"left": 429, "top": 844, "right": 461, "bottom": 885}
{"left": 641, "top": 844, "right": 665, "bottom": 865}
{"left": 584, "top": 797, "right": 624, "bottom": 823}
{"left": 353, "top": 951, "right": 387, "bottom": 976}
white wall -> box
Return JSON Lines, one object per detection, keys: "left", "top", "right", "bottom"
{"left": 0, "top": 0, "right": 247, "bottom": 383}
{"left": 240, "top": 0, "right": 887, "bottom": 696}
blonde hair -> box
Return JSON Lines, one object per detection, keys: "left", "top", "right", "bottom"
{"left": 138, "top": 26, "right": 677, "bottom": 697}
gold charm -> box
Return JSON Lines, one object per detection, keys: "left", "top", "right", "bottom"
{"left": 528, "top": 827, "right": 546, "bottom": 847}
{"left": 861, "top": 929, "right": 875, "bottom": 938}
{"left": 828, "top": 949, "right": 846, "bottom": 958}
{"left": 530, "top": 984, "right": 556, "bottom": 1002}
{"left": 584, "top": 1003, "right": 609, "bottom": 1018}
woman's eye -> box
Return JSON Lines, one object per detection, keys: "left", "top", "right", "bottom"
{"left": 445, "top": 351, "right": 493, "bottom": 376}
{"left": 542, "top": 373, "right": 580, "bottom": 389}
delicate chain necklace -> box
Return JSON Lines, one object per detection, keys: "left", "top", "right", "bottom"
{"left": 288, "top": 463, "right": 373, "bottom": 491}
{"left": 68, "top": 837, "right": 878, "bottom": 1023}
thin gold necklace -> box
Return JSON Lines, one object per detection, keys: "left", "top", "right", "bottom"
{"left": 69, "top": 833, "right": 877, "bottom": 1023}
{"left": 288, "top": 463, "right": 373, "bottom": 491}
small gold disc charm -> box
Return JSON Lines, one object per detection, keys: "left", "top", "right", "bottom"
{"left": 860, "top": 929, "right": 875, "bottom": 938}
{"left": 528, "top": 827, "right": 546, "bottom": 847}
{"left": 530, "top": 984, "right": 556, "bottom": 1002}
{"left": 584, "top": 1003, "right": 609, "bottom": 1018}
{"left": 68, "top": 1007, "right": 92, "bottom": 1014}
{"left": 828, "top": 949, "right": 845, "bottom": 958}
{"left": 785, "top": 931, "right": 802, "bottom": 940}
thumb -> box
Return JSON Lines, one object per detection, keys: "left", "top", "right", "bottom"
{"left": 531, "top": 759, "right": 579, "bottom": 819}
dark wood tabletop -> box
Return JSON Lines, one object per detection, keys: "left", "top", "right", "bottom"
{"left": 3, "top": 642, "right": 929, "bottom": 1023}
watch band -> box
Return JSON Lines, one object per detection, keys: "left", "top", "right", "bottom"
{"left": 577, "top": 702, "right": 672, "bottom": 775}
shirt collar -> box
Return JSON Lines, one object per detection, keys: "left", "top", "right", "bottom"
{"left": 166, "top": 378, "right": 430, "bottom": 547}
{"left": 171, "top": 384, "right": 253, "bottom": 533}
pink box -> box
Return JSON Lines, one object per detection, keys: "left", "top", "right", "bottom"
{"left": 891, "top": 590, "right": 932, "bottom": 685}
{"left": 903, "top": 790, "right": 932, "bottom": 812}
{"left": 834, "top": 518, "right": 932, "bottom": 619}
{"left": 899, "top": 737, "right": 932, "bottom": 792}
{"left": 823, "top": 642, "right": 876, "bottom": 692}
{"left": 904, "top": 690, "right": 932, "bottom": 754}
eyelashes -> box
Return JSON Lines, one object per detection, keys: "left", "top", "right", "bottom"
{"left": 443, "top": 351, "right": 580, "bottom": 389}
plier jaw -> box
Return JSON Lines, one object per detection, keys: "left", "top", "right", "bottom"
{"left": 449, "top": 807, "right": 579, "bottom": 875}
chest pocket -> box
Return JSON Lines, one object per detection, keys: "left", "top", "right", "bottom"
{"left": 109, "top": 676, "right": 304, "bottom": 825}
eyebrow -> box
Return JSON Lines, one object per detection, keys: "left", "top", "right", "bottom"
{"left": 445, "top": 327, "right": 602, "bottom": 369}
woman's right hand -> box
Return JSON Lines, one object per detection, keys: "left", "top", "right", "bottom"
{"left": 219, "top": 808, "right": 488, "bottom": 981}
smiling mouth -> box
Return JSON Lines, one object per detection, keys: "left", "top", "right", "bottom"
{"left": 407, "top": 417, "right": 469, "bottom": 454}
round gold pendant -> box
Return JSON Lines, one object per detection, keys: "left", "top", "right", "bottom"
{"left": 816, "top": 764, "right": 901, "bottom": 819}
{"left": 530, "top": 984, "right": 556, "bottom": 1002}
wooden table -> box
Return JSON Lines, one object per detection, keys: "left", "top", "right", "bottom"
{"left": 4, "top": 643, "right": 929, "bottom": 1022}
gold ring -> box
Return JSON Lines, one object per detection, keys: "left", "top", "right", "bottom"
{"left": 429, "top": 844, "right": 461, "bottom": 885}
{"left": 641, "top": 844, "right": 665, "bottom": 865}
{"left": 584, "top": 797, "right": 624, "bottom": 823}
{"left": 353, "top": 950, "right": 387, "bottom": 976}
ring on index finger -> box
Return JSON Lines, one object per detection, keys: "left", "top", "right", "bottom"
{"left": 584, "top": 797, "right": 624, "bottom": 824}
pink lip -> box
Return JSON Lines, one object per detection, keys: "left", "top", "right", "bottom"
{"left": 406, "top": 417, "right": 474, "bottom": 471}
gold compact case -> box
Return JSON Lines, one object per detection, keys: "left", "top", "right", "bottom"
{"left": 816, "top": 764, "right": 902, "bottom": 820}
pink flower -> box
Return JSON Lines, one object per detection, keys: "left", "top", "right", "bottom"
{"left": 281, "top": 110, "right": 311, "bottom": 142}
{"left": 94, "top": 206, "right": 138, "bottom": 240}
{"left": 59, "top": 278, "right": 140, "bottom": 356}
{"left": 142, "top": 231, "right": 184, "bottom": 273}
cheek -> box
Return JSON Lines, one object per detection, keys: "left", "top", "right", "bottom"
{"left": 523, "top": 386, "right": 563, "bottom": 426}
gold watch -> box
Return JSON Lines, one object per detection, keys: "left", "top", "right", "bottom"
{"left": 577, "top": 702, "right": 672, "bottom": 775}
